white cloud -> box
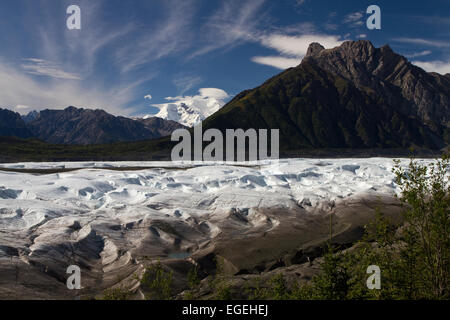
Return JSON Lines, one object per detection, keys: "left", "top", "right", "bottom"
{"left": 164, "top": 88, "right": 229, "bottom": 102}
{"left": 21, "top": 58, "right": 81, "bottom": 80}
{"left": 343, "top": 12, "right": 364, "bottom": 27}
{"left": 144, "top": 95, "right": 153, "bottom": 100}
{"left": 405, "top": 50, "right": 432, "bottom": 58}
{"left": 14, "top": 105, "right": 32, "bottom": 111}
{"left": 251, "top": 56, "right": 301, "bottom": 69}
{"left": 252, "top": 34, "right": 343, "bottom": 69}
{"left": 357, "top": 34, "right": 367, "bottom": 39}
{"left": 260, "top": 34, "right": 342, "bottom": 58}
{"left": 392, "top": 38, "right": 450, "bottom": 48}
{"left": 197, "top": 88, "right": 229, "bottom": 100}
{"left": 412, "top": 60, "right": 450, "bottom": 75}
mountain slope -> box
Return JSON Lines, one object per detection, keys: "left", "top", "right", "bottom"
{"left": 27, "top": 107, "right": 185, "bottom": 145}
{"left": 202, "top": 41, "right": 449, "bottom": 151}
{"left": 136, "top": 117, "right": 187, "bottom": 138}
{"left": 0, "top": 108, "right": 33, "bottom": 138}
{"left": 303, "top": 41, "right": 450, "bottom": 141}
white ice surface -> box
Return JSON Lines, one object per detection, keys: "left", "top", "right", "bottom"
{"left": 0, "top": 158, "right": 433, "bottom": 232}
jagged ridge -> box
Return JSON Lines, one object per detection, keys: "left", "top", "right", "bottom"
{"left": 203, "top": 40, "right": 449, "bottom": 150}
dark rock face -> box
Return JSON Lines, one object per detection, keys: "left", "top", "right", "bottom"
{"left": 0, "top": 108, "right": 33, "bottom": 138}
{"left": 21, "top": 110, "right": 39, "bottom": 124}
{"left": 203, "top": 40, "right": 449, "bottom": 150}
{"left": 26, "top": 107, "right": 185, "bottom": 145}
{"left": 305, "top": 42, "right": 325, "bottom": 58}
{"left": 136, "top": 117, "right": 186, "bottom": 139}
{"left": 304, "top": 40, "right": 450, "bottom": 140}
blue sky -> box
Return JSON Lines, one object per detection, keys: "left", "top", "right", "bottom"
{"left": 0, "top": 0, "right": 448, "bottom": 117}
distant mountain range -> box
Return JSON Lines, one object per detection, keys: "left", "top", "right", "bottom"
{"left": 0, "top": 40, "right": 448, "bottom": 161}
{"left": 0, "top": 106, "right": 185, "bottom": 145}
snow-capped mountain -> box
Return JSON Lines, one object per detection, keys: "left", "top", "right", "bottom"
{"left": 146, "top": 88, "right": 228, "bottom": 127}
{"left": 147, "top": 102, "right": 215, "bottom": 128}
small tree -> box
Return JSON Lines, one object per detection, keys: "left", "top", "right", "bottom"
{"left": 211, "top": 256, "right": 232, "bottom": 300}
{"left": 393, "top": 155, "right": 449, "bottom": 299}
{"left": 140, "top": 261, "right": 174, "bottom": 300}
{"left": 187, "top": 266, "right": 201, "bottom": 289}
{"left": 310, "top": 246, "right": 351, "bottom": 300}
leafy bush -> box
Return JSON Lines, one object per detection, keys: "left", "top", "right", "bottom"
{"left": 391, "top": 155, "right": 449, "bottom": 298}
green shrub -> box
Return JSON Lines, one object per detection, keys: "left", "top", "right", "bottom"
{"left": 140, "top": 261, "right": 174, "bottom": 300}
{"left": 101, "top": 287, "right": 131, "bottom": 300}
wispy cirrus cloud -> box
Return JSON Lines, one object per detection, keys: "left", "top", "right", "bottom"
{"left": 343, "top": 11, "right": 364, "bottom": 27}
{"left": 0, "top": 0, "right": 159, "bottom": 115}
{"left": 392, "top": 37, "right": 450, "bottom": 48}
{"left": 407, "top": 15, "right": 450, "bottom": 27}
{"left": 405, "top": 50, "right": 432, "bottom": 58}
{"left": 21, "top": 58, "right": 81, "bottom": 80}
{"left": 391, "top": 37, "right": 450, "bottom": 74}
{"left": 115, "top": 0, "right": 197, "bottom": 73}
{"left": 173, "top": 75, "right": 203, "bottom": 95}
{"left": 188, "top": 0, "right": 267, "bottom": 59}
{"left": 0, "top": 59, "right": 147, "bottom": 116}
{"left": 190, "top": 0, "right": 344, "bottom": 71}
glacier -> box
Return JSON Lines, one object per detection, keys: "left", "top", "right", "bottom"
{"left": 0, "top": 158, "right": 435, "bottom": 298}
{"left": 0, "top": 158, "right": 432, "bottom": 232}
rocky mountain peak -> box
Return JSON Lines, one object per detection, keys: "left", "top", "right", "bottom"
{"left": 305, "top": 42, "right": 325, "bottom": 58}
{"left": 306, "top": 40, "right": 378, "bottom": 65}
{"left": 203, "top": 40, "right": 449, "bottom": 151}
{"left": 299, "top": 40, "right": 449, "bottom": 136}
